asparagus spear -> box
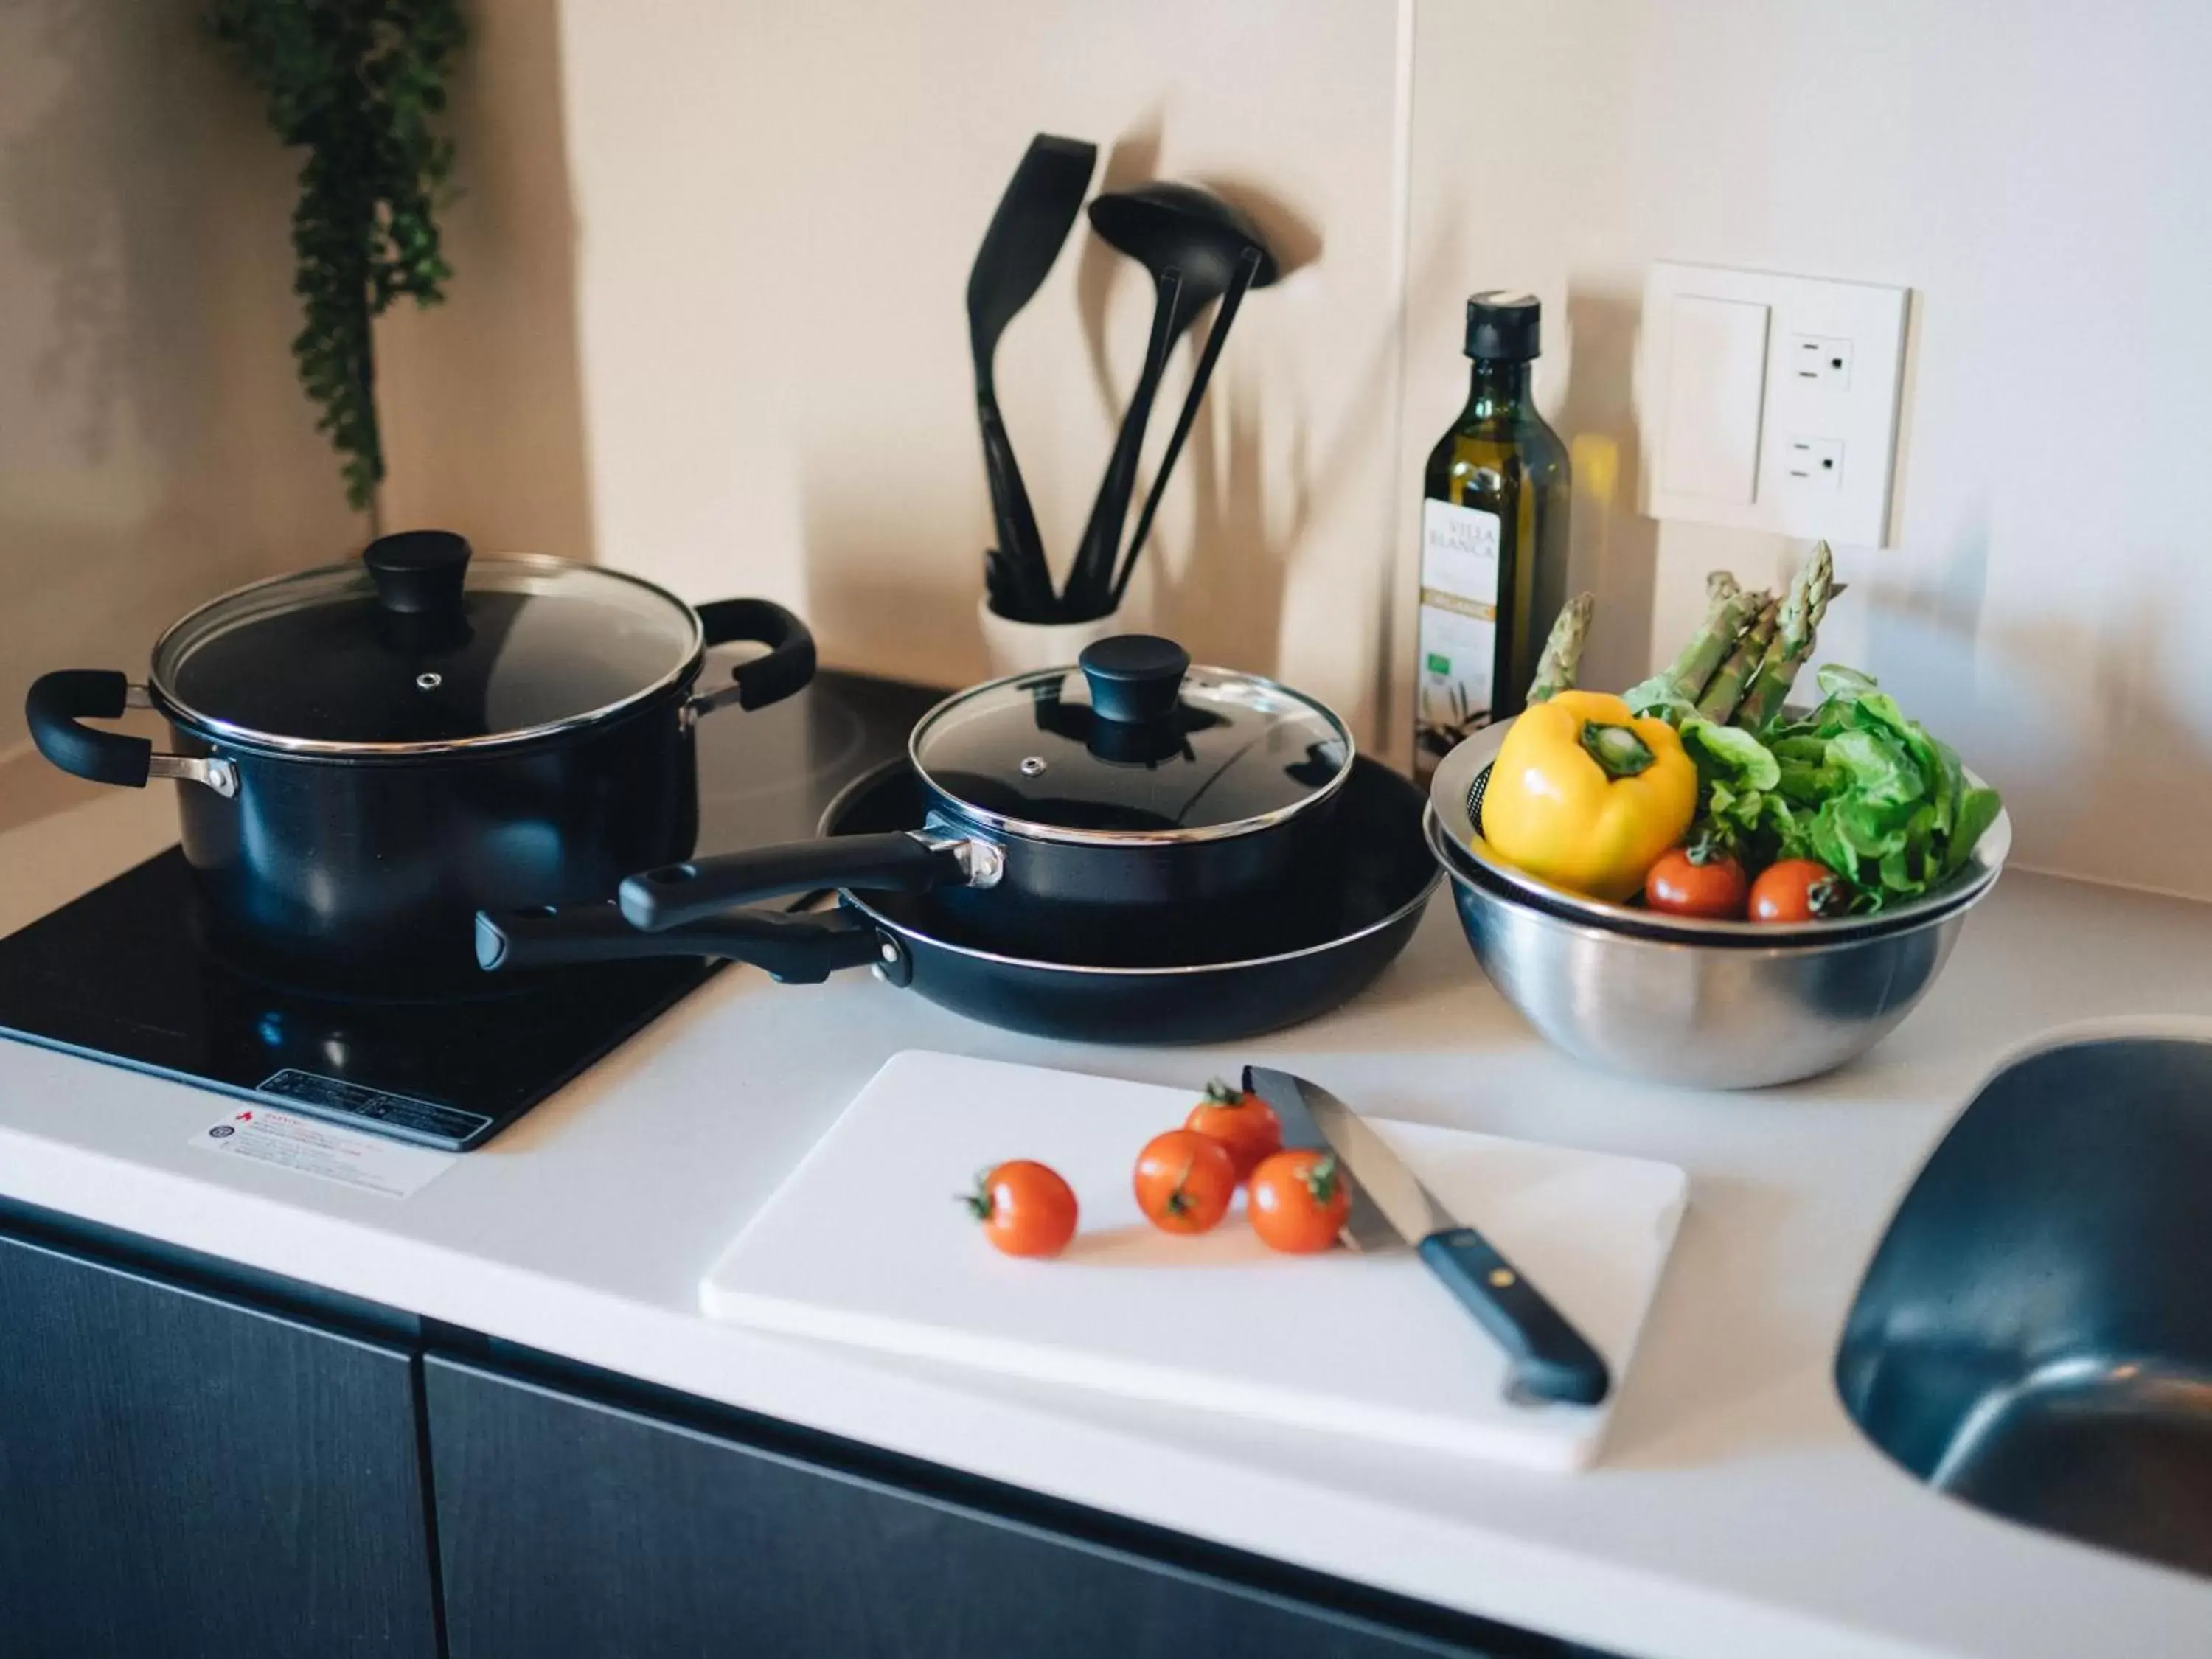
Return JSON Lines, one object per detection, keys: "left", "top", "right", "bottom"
{"left": 1526, "top": 593, "right": 1594, "bottom": 703}
{"left": 1733, "top": 542, "right": 1835, "bottom": 730}
{"left": 1624, "top": 571, "right": 1758, "bottom": 714}
{"left": 1694, "top": 593, "right": 1779, "bottom": 723}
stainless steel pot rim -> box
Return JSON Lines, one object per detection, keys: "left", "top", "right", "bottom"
{"left": 1425, "top": 805, "right": 1995, "bottom": 955}
{"left": 145, "top": 554, "right": 709, "bottom": 759}
{"left": 840, "top": 863, "right": 1439, "bottom": 977}
{"left": 905, "top": 661, "right": 1358, "bottom": 848}
{"left": 1428, "top": 716, "right": 2011, "bottom": 941}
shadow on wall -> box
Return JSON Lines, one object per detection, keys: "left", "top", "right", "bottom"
{"left": 373, "top": 0, "right": 596, "bottom": 563}
{"left": 2065, "top": 583, "right": 2212, "bottom": 899}
{"left": 0, "top": 0, "right": 360, "bottom": 761}
{"left": 1867, "top": 524, "right": 2212, "bottom": 898}
{"left": 1557, "top": 288, "right": 1658, "bottom": 693}
{"left": 1070, "top": 143, "right": 1355, "bottom": 680}
{"left": 798, "top": 445, "right": 995, "bottom": 692}
{"left": 1074, "top": 116, "right": 1164, "bottom": 427}
{"left": 800, "top": 120, "right": 1394, "bottom": 707}
{"left": 1123, "top": 173, "right": 1328, "bottom": 675}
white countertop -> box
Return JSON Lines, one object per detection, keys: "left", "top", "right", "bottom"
{"left": 3, "top": 781, "right": 2211, "bottom": 1659}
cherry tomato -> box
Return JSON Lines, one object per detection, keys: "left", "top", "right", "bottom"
{"left": 1749, "top": 858, "right": 1848, "bottom": 923}
{"left": 1246, "top": 1149, "right": 1352, "bottom": 1254}
{"left": 1133, "top": 1130, "right": 1237, "bottom": 1234}
{"left": 1183, "top": 1077, "right": 1283, "bottom": 1182}
{"left": 1644, "top": 846, "right": 1748, "bottom": 919}
{"left": 964, "top": 1161, "right": 1078, "bottom": 1258}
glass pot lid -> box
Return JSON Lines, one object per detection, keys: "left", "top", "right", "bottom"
{"left": 149, "top": 532, "right": 704, "bottom": 753}
{"left": 909, "top": 636, "right": 1354, "bottom": 840}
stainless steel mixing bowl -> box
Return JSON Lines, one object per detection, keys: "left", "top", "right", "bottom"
{"left": 1429, "top": 720, "right": 2011, "bottom": 945}
{"left": 1425, "top": 805, "right": 2006, "bottom": 1091}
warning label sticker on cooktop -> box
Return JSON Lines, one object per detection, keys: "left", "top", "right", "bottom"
{"left": 256, "top": 1068, "right": 491, "bottom": 1146}
{"left": 190, "top": 1105, "right": 456, "bottom": 1199}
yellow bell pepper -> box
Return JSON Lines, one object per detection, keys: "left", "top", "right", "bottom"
{"left": 1479, "top": 690, "right": 1697, "bottom": 902}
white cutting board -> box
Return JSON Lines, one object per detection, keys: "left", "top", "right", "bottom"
{"left": 701, "top": 1051, "right": 1687, "bottom": 1471}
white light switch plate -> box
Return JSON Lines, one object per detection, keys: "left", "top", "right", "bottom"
{"left": 1639, "top": 262, "right": 1908, "bottom": 546}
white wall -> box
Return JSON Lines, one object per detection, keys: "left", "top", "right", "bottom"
{"left": 0, "top": 0, "right": 361, "bottom": 801}
{"left": 14, "top": 0, "right": 2208, "bottom": 901}
{"left": 549, "top": 0, "right": 1411, "bottom": 730}
{"left": 1400, "top": 0, "right": 2212, "bottom": 898}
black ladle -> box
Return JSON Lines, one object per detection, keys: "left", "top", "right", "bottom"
{"left": 1111, "top": 243, "right": 1265, "bottom": 610}
{"left": 1063, "top": 183, "right": 1281, "bottom": 619}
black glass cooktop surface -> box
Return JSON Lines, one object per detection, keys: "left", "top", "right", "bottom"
{"left": 0, "top": 669, "right": 944, "bottom": 1150}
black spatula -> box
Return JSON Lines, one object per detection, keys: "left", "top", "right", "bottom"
{"left": 967, "top": 134, "right": 1097, "bottom": 622}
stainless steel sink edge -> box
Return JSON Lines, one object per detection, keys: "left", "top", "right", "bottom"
{"left": 1834, "top": 1034, "right": 2212, "bottom": 1582}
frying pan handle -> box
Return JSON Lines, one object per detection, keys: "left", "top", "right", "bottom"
{"left": 474, "top": 900, "right": 906, "bottom": 986}
{"left": 689, "top": 599, "right": 818, "bottom": 719}
{"left": 619, "top": 831, "right": 1001, "bottom": 933}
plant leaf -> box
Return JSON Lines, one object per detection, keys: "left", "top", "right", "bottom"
{"left": 1681, "top": 718, "right": 1781, "bottom": 791}
{"left": 1946, "top": 787, "right": 2003, "bottom": 875}
{"left": 1826, "top": 728, "right": 1924, "bottom": 809}
{"left": 1816, "top": 664, "right": 1880, "bottom": 701}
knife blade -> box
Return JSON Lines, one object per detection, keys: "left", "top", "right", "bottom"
{"left": 1245, "top": 1065, "right": 1611, "bottom": 1408}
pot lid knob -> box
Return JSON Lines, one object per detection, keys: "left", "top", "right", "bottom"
{"left": 365, "top": 529, "right": 472, "bottom": 616}
{"left": 1079, "top": 634, "right": 1189, "bottom": 725}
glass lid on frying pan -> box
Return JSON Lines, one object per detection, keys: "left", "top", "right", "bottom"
{"left": 910, "top": 636, "right": 1354, "bottom": 838}
{"left": 149, "top": 531, "right": 703, "bottom": 752}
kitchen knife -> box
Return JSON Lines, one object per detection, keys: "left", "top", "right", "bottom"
{"left": 1244, "top": 1066, "right": 1611, "bottom": 1407}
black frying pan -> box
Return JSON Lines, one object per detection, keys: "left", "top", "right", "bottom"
{"left": 476, "top": 756, "right": 1438, "bottom": 1045}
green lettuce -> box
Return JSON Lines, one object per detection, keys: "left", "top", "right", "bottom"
{"left": 1739, "top": 665, "right": 2003, "bottom": 908}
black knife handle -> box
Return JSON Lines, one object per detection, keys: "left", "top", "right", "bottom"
{"left": 1417, "top": 1228, "right": 1611, "bottom": 1406}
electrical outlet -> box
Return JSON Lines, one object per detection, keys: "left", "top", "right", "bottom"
{"left": 1785, "top": 436, "right": 1844, "bottom": 493}
{"left": 1789, "top": 334, "right": 1852, "bottom": 392}
{"left": 1641, "top": 262, "right": 1907, "bottom": 545}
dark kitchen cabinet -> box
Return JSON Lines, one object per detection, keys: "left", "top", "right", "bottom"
{"left": 423, "top": 1354, "right": 1577, "bottom": 1659}
{"left": 0, "top": 1196, "right": 1595, "bottom": 1659}
{"left": 0, "top": 1228, "right": 439, "bottom": 1659}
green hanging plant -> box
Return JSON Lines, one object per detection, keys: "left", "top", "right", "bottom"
{"left": 208, "top": 0, "right": 467, "bottom": 517}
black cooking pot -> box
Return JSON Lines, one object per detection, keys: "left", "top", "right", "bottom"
{"left": 615, "top": 634, "right": 1354, "bottom": 957}
{"left": 24, "top": 529, "right": 814, "bottom": 990}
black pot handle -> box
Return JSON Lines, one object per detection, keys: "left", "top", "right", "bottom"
{"left": 475, "top": 900, "right": 907, "bottom": 986}
{"left": 27, "top": 670, "right": 148, "bottom": 787}
{"left": 619, "top": 830, "right": 998, "bottom": 933}
{"left": 25, "top": 670, "right": 239, "bottom": 796}
{"left": 691, "top": 599, "right": 817, "bottom": 718}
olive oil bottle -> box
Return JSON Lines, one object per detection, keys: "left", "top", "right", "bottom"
{"left": 1413, "top": 292, "right": 1570, "bottom": 784}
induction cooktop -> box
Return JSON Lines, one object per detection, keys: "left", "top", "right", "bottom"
{"left": 0, "top": 669, "right": 944, "bottom": 1150}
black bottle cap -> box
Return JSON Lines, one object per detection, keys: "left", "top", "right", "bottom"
{"left": 1464, "top": 291, "right": 1542, "bottom": 361}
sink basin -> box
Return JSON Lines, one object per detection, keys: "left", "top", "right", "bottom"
{"left": 1837, "top": 1038, "right": 2212, "bottom": 1579}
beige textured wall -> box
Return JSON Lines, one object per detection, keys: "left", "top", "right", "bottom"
{"left": 1399, "top": 0, "right": 2212, "bottom": 899}
{"left": 377, "top": 0, "right": 595, "bottom": 564}
{"left": 0, "top": 0, "right": 360, "bottom": 784}
{"left": 549, "top": 0, "right": 1411, "bottom": 734}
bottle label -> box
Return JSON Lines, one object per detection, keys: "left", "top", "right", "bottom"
{"left": 1416, "top": 499, "right": 1500, "bottom": 774}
